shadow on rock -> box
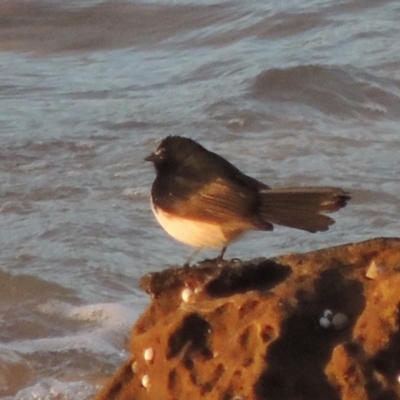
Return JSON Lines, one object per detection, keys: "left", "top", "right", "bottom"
{"left": 255, "top": 269, "right": 365, "bottom": 400}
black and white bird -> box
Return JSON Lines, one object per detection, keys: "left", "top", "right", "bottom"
{"left": 145, "top": 136, "right": 350, "bottom": 263}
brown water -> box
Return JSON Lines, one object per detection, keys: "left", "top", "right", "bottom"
{"left": 1, "top": 0, "right": 400, "bottom": 398}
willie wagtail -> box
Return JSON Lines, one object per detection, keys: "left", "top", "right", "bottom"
{"left": 145, "top": 136, "right": 350, "bottom": 263}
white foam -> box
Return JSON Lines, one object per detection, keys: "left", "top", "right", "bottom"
{"left": 2, "top": 378, "right": 99, "bottom": 400}
{"left": 10, "top": 301, "right": 145, "bottom": 356}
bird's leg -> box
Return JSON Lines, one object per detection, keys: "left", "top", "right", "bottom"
{"left": 216, "top": 246, "right": 227, "bottom": 264}
{"left": 184, "top": 248, "right": 201, "bottom": 267}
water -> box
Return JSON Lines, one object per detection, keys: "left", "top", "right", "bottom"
{"left": 1, "top": 0, "right": 399, "bottom": 398}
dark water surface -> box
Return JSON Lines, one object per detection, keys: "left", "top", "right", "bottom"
{"left": 1, "top": 0, "right": 400, "bottom": 398}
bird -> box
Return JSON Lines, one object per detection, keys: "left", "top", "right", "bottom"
{"left": 145, "top": 136, "right": 350, "bottom": 264}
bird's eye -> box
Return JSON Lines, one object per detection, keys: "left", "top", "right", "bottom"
{"left": 155, "top": 147, "right": 165, "bottom": 160}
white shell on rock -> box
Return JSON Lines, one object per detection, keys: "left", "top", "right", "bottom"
{"left": 332, "top": 313, "right": 349, "bottom": 330}
{"left": 131, "top": 361, "right": 138, "bottom": 373}
{"left": 319, "top": 309, "right": 349, "bottom": 330}
{"left": 144, "top": 347, "right": 154, "bottom": 362}
{"left": 319, "top": 309, "right": 334, "bottom": 329}
{"left": 366, "top": 260, "right": 379, "bottom": 279}
{"left": 319, "top": 316, "right": 332, "bottom": 329}
{"left": 181, "top": 287, "right": 194, "bottom": 303}
{"left": 141, "top": 374, "right": 150, "bottom": 388}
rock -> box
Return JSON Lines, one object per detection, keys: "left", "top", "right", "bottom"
{"left": 95, "top": 238, "right": 400, "bottom": 400}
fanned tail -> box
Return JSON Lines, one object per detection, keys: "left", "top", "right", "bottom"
{"left": 259, "top": 187, "right": 350, "bottom": 232}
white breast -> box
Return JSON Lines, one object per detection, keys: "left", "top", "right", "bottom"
{"left": 151, "top": 199, "right": 229, "bottom": 249}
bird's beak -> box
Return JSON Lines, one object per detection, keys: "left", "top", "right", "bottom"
{"left": 144, "top": 153, "right": 155, "bottom": 162}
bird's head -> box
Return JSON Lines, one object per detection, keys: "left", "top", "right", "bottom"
{"left": 145, "top": 136, "right": 205, "bottom": 173}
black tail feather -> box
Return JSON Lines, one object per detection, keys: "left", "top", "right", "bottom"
{"left": 259, "top": 187, "right": 350, "bottom": 233}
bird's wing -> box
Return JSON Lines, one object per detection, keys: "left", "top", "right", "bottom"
{"left": 170, "top": 177, "right": 272, "bottom": 231}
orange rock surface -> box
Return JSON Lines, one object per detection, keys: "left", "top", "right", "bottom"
{"left": 96, "top": 238, "right": 400, "bottom": 400}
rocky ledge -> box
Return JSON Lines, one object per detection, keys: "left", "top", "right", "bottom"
{"left": 96, "top": 238, "right": 400, "bottom": 400}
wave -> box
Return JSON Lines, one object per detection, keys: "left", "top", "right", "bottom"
{"left": 251, "top": 64, "right": 400, "bottom": 118}
{"left": 0, "top": 1, "right": 230, "bottom": 55}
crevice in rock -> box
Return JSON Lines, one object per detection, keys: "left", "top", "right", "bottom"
{"left": 167, "top": 313, "right": 212, "bottom": 360}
